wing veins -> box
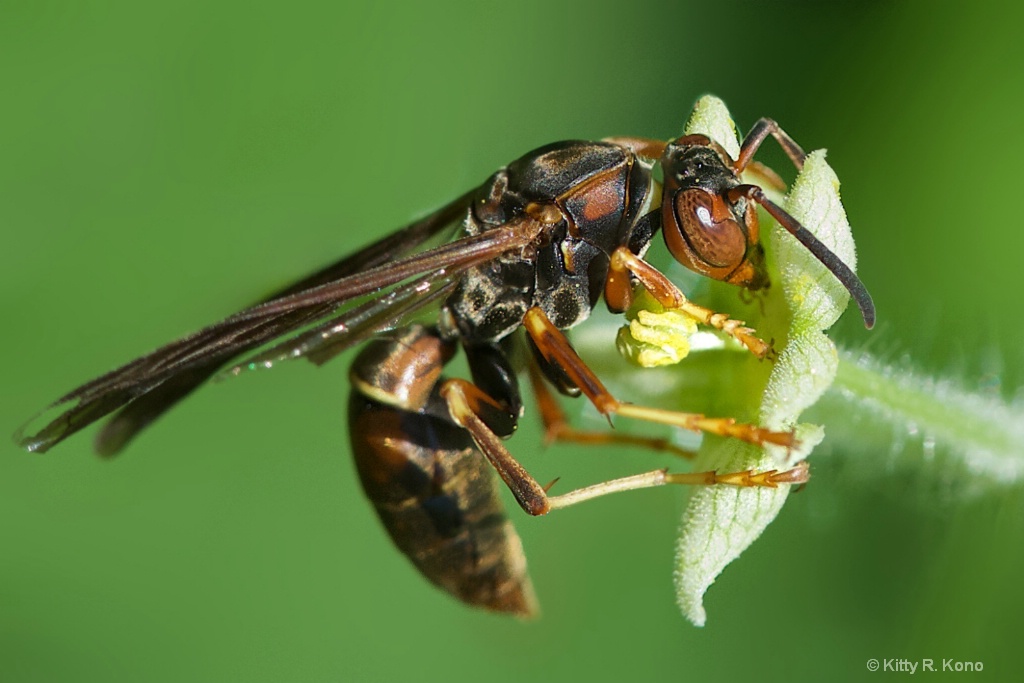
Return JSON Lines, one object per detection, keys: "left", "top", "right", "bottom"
{"left": 18, "top": 209, "right": 540, "bottom": 454}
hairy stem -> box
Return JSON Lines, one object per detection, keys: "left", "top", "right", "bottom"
{"left": 812, "top": 350, "right": 1024, "bottom": 494}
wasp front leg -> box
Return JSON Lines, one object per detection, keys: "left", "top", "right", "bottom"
{"left": 733, "top": 117, "right": 807, "bottom": 174}
{"left": 604, "top": 246, "right": 772, "bottom": 358}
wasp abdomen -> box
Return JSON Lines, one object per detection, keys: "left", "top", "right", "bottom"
{"left": 347, "top": 328, "right": 537, "bottom": 617}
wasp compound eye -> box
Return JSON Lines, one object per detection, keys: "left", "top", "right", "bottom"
{"left": 664, "top": 188, "right": 746, "bottom": 276}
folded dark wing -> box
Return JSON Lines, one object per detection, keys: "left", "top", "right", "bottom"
{"left": 17, "top": 193, "right": 537, "bottom": 455}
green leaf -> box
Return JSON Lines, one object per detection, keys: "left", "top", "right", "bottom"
{"left": 673, "top": 97, "right": 853, "bottom": 626}
{"left": 773, "top": 150, "right": 855, "bottom": 332}
{"left": 684, "top": 95, "right": 741, "bottom": 159}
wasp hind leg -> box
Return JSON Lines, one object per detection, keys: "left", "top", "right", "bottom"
{"left": 441, "top": 310, "right": 805, "bottom": 517}
{"left": 440, "top": 378, "right": 807, "bottom": 516}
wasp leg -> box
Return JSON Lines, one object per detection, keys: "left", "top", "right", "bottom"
{"left": 527, "top": 355, "right": 696, "bottom": 460}
{"left": 734, "top": 117, "right": 807, "bottom": 173}
{"left": 441, "top": 379, "right": 806, "bottom": 516}
{"left": 601, "top": 136, "right": 669, "bottom": 159}
{"left": 438, "top": 378, "right": 519, "bottom": 440}
{"left": 523, "top": 307, "right": 793, "bottom": 448}
{"left": 440, "top": 379, "right": 549, "bottom": 516}
{"left": 547, "top": 461, "right": 809, "bottom": 512}
{"left": 604, "top": 247, "right": 771, "bottom": 358}
{"left": 743, "top": 160, "right": 787, "bottom": 192}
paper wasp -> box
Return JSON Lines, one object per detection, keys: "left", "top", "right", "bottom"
{"left": 16, "top": 108, "right": 875, "bottom": 617}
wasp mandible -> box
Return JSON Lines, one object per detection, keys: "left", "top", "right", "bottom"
{"left": 17, "top": 105, "right": 875, "bottom": 617}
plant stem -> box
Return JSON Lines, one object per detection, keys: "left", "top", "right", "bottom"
{"left": 812, "top": 350, "right": 1024, "bottom": 492}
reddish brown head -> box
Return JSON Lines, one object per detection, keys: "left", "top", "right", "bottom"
{"left": 659, "top": 134, "right": 770, "bottom": 291}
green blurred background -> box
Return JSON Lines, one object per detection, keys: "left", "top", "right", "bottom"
{"left": 2, "top": 1, "right": 1022, "bottom": 681}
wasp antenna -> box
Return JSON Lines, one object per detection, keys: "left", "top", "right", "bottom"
{"left": 738, "top": 186, "right": 876, "bottom": 329}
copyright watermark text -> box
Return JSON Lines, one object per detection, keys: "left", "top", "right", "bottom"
{"left": 866, "top": 659, "right": 983, "bottom": 673}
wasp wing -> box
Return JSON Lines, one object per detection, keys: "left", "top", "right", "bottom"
{"left": 223, "top": 270, "right": 460, "bottom": 375}
{"left": 261, "top": 190, "right": 474, "bottom": 300}
{"left": 17, "top": 195, "right": 537, "bottom": 455}
{"left": 95, "top": 273, "right": 462, "bottom": 455}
